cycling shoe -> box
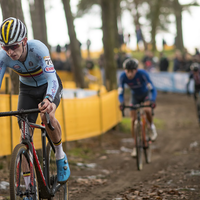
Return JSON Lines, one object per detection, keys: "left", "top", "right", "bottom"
{"left": 56, "top": 153, "right": 70, "bottom": 183}
{"left": 23, "top": 197, "right": 32, "bottom": 200}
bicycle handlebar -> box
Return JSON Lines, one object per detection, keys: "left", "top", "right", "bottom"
{"left": 0, "top": 102, "right": 54, "bottom": 130}
{"left": 122, "top": 104, "right": 154, "bottom": 117}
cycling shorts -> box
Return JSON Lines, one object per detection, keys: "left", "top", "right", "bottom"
{"left": 18, "top": 74, "right": 63, "bottom": 124}
{"left": 131, "top": 91, "right": 151, "bottom": 110}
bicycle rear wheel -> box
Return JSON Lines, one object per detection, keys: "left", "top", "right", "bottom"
{"left": 135, "top": 121, "right": 143, "bottom": 171}
{"left": 46, "top": 142, "right": 68, "bottom": 200}
{"left": 144, "top": 126, "right": 152, "bottom": 164}
{"left": 196, "top": 98, "right": 200, "bottom": 125}
{"left": 10, "top": 144, "right": 39, "bottom": 200}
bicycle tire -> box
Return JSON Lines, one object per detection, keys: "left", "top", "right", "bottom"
{"left": 46, "top": 142, "right": 68, "bottom": 200}
{"left": 10, "top": 144, "right": 39, "bottom": 200}
{"left": 135, "top": 121, "right": 143, "bottom": 171}
{"left": 197, "top": 98, "right": 200, "bottom": 125}
{"left": 144, "top": 125, "right": 152, "bottom": 164}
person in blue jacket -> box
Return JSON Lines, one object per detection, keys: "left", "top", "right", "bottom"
{"left": 118, "top": 58, "right": 157, "bottom": 157}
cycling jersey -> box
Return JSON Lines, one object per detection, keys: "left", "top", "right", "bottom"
{"left": 186, "top": 71, "right": 200, "bottom": 100}
{"left": 0, "top": 39, "right": 58, "bottom": 100}
{"left": 118, "top": 69, "right": 157, "bottom": 103}
{"left": 188, "top": 71, "right": 200, "bottom": 86}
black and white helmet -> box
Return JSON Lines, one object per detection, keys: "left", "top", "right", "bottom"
{"left": 0, "top": 17, "right": 27, "bottom": 46}
{"left": 190, "top": 62, "right": 200, "bottom": 72}
{"left": 123, "top": 58, "right": 138, "bottom": 70}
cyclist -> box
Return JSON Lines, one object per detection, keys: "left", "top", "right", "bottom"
{"left": 0, "top": 17, "right": 70, "bottom": 192}
{"left": 118, "top": 58, "right": 157, "bottom": 157}
{"left": 186, "top": 62, "right": 200, "bottom": 122}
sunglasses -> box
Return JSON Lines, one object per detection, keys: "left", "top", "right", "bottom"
{"left": 1, "top": 42, "right": 22, "bottom": 51}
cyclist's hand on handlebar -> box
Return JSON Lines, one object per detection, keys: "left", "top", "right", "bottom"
{"left": 119, "top": 103, "right": 125, "bottom": 111}
{"left": 150, "top": 101, "right": 156, "bottom": 109}
{"left": 39, "top": 99, "right": 53, "bottom": 113}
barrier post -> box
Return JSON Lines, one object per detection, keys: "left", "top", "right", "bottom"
{"left": 61, "top": 97, "right": 68, "bottom": 152}
{"left": 98, "top": 89, "right": 103, "bottom": 146}
{"left": 6, "top": 77, "right": 12, "bottom": 168}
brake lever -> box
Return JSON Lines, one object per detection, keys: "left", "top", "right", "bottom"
{"left": 40, "top": 101, "right": 55, "bottom": 131}
{"left": 122, "top": 109, "right": 125, "bottom": 117}
{"left": 45, "top": 112, "right": 55, "bottom": 131}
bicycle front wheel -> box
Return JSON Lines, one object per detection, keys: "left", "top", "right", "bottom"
{"left": 144, "top": 126, "right": 152, "bottom": 164}
{"left": 10, "top": 144, "right": 39, "bottom": 200}
{"left": 135, "top": 121, "right": 143, "bottom": 171}
{"left": 46, "top": 142, "right": 68, "bottom": 200}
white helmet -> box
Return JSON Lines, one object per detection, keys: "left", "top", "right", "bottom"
{"left": 190, "top": 62, "right": 200, "bottom": 72}
{"left": 0, "top": 17, "right": 27, "bottom": 46}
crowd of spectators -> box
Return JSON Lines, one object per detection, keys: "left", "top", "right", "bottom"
{"left": 139, "top": 48, "right": 200, "bottom": 73}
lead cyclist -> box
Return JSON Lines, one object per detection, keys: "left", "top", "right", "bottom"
{"left": 0, "top": 17, "right": 70, "bottom": 198}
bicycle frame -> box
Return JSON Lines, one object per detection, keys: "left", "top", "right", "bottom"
{"left": 122, "top": 103, "right": 153, "bottom": 170}
{"left": 0, "top": 108, "right": 63, "bottom": 199}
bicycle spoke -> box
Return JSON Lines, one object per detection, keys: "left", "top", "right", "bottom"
{"left": 10, "top": 144, "right": 39, "bottom": 200}
{"left": 46, "top": 143, "right": 68, "bottom": 200}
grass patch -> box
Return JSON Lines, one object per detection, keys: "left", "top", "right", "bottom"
{"left": 154, "top": 118, "right": 166, "bottom": 130}
{"left": 119, "top": 117, "right": 132, "bottom": 134}
{"left": 0, "top": 162, "right": 3, "bottom": 170}
{"left": 68, "top": 147, "right": 93, "bottom": 160}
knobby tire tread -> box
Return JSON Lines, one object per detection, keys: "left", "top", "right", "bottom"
{"left": 10, "top": 143, "right": 39, "bottom": 200}
{"left": 46, "top": 142, "right": 68, "bottom": 200}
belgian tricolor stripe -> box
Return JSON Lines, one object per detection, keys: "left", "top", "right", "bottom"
{"left": 13, "top": 66, "right": 43, "bottom": 77}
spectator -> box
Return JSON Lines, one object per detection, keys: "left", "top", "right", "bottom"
{"left": 142, "top": 50, "right": 156, "bottom": 72}
{"left": 173, "top": 49, "right": 184, "bottom": 72}
{"left": 86, "top": 39, "right": 91, "bottom": 58}
{"left": 183, "top": 52, "right": 193, "bottom": 72}
{"left": 135, "top": 25, "right": 143, "bottom": 51}
{"left": 159, "top": 52, "right": 169, "bottom": 72}
{"left": 195, "top": 48, "right": 200, "bottom": 56}
{"left": 162, "top": 39, "right": 167, "bottom": 50}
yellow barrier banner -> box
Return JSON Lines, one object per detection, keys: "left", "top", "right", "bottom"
{"left": 0, "top": 90, "right": 122, "bottom": 157}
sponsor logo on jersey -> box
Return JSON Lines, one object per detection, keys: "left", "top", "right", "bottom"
{"left": 29, "top": 48, "right": 34, "bottom": 52}
{"left": 136, "top": 78, "right": 141, "bottom": 85}
{"left": 29, "top": 61, "right": 34, "bottom": 66}
{"left": 13, "top": 65, "right": 21, "bottom": 70}
{"left": 0, "top": 61, "right": 4, "bottom": 67}
{"left": 44, "top": 56, "right": 53, "bottom": 66}
{"left": 51, "top": 80, "right": 57, "bottom": 95}
{"left": 44, "top": 66, "right": 55, "bottom": 73}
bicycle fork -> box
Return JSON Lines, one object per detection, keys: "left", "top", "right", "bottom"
{"left": 20, "top": 117, "right": 36, "bottom": 196}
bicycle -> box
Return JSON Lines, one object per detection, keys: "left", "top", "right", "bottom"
{"left": 122, "top": 103, "right": 154, "bottom": 171}
{"left": 193, "top": 92, "right": 200, "bottom": 126}
{"left": 0, "top": 103, "right": 68, "bottom": 200}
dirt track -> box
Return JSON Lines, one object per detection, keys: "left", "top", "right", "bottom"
{"left": 0, "top": 91, "right": 200, "bottom": 199}
{"left": 68, "top": 91, "right": 200, "bottom": 200}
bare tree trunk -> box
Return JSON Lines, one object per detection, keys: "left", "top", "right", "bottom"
{"left": 62, "top": 0, "right": 85, "bottom": 88}
{"left": 151, "top": 0, "right": 162, "bottom": 52}
{"left": 133, "top": 0, "right": 148, "bottom": 50}
{"left": 29, "top": 0, "right": 50, "bottom": 49}
{"left": 173, "top": 0, "right": 184, "bottom": 51}
{"left": 113, "top": 0, "right": 121, "bottom": 50}
{"left": 101, "top": 0, "right": 117, "bottom": 91}
{"left": 0, "top": 0, "right": 24, "bottom": 94}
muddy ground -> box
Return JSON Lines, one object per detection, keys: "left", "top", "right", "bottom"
{"left": 68, "top": 91, "right": 200, "bottom": 200}
{"left": 0, "top": 91, "right": 200, "bottom": 200}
